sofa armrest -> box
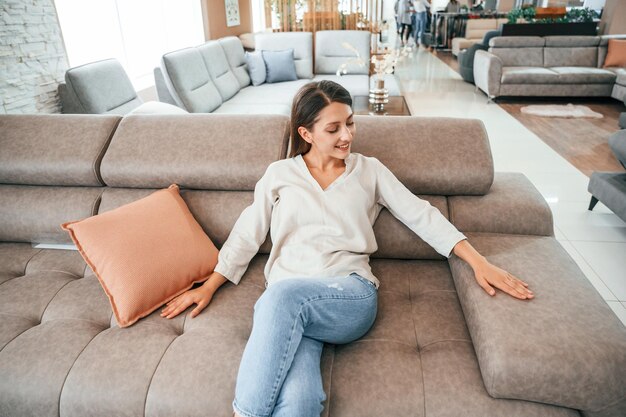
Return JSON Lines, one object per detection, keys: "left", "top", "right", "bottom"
{"left": 449, "top": 233, "right": 626, "bottom": 416}
{"left": 473, "top": 50, "right": 501, "bottom": 98}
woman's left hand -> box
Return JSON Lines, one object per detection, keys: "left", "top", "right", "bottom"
{"left": 473, "top": 261, "right": 534, "bottom": 300}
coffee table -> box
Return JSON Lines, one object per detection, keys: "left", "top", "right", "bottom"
{"left": 353, "top": 96, "right": 411, "bottom": 116}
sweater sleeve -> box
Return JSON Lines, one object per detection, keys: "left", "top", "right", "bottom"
{"left": 214, "top": 165, "right": 277, "bottom": 285}
{"left": 374, "top": 158, "right": 467, "bottom": 258}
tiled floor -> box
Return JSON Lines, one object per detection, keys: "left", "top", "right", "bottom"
{"left": 392, "top": 46, "right": 626, "bottom": 326}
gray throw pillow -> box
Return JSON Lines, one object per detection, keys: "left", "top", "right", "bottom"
{"left": 262, "top": 49, "right": 298, "bottom": 83}
{"left": 245, "top": 51, "right": 266, "bottom": 86}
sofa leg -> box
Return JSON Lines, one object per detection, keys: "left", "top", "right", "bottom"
{"left": 487, "top": 96, "right": 495, "bottom": 104}
{"left": 588, "top": 196, "right": 599, "bottom": 211}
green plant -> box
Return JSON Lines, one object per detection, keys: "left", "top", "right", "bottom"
{"left": 507, "top": 6, "right": 598, "bottom": 25}
{"left": 507, "top": 6, "right": 536, "bottom": 24}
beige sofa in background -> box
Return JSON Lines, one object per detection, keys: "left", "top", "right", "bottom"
{"left": 0, "top": 113, "right": 625, "bottom": 417}
{"left": 451, "top": 18, "right": 508, "bottom": 56}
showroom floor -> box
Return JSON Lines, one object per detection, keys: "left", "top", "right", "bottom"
{"left": 393, "top": 46, "right": 626, "bottom": 325}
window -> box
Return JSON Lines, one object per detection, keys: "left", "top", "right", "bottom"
{"left": 55, "top": 0, "right": 204, "bottom": 90}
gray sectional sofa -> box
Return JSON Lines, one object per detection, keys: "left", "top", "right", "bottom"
{"left": 1, "top": 113, "right": 625, "bottom": 417}
{"left": 474, "top": 35, "right": 626, "bottom": 100}
{"left": 154, "top": 31, "right": 400, "bottom": 115}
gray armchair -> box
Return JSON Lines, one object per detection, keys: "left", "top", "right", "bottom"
{"left": 458, "top": 29, "right": 501, "bottom": 84}
{"left": 59, "top": 58, "right": 185, "bottom": 115}
{"left": 588, "top": 129, "right": 626, "bottom": 222}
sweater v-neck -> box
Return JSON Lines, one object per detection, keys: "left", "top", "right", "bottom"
{"left": 296, "top": 153, "right": 354, "bottom": 192}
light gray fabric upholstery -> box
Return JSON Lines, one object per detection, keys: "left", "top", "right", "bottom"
{"left": 255, "top": 32, "right": 314, "bottom": 79}
{"left": 474, "top": 50, "right": 502, "bottom": 97}
{"left": 501, "top": 67, "right": 559, "bottom": 84}
{"left": 197, "top": 41, "right": 241, "bottom": 101}
{"left": 315, "top": 30, "right": 370, "bottom": 75}
{"left": 62, "top": 58, "right": 142, "bottom": 115}
{"left": 262, "top": 49, "right": 298, "bottom": 83}
{"left": 498, "top": 83, "right": 613, "bottom": 97}
{"left": 245, "top": 51, "right": 266, "bottom": 86}
{"left": 544, "top": 36, "right": 600, "bottom": 48}
{"left": 544, "top": 47, "right": 598, "bottom": 68}
{"left": 550, "top": 67, "right": 616, "bottom": 84}
{"left": 489, "top": 36, "right": 545, "bottom": 48}
{"left": 161, "top": 48, "right": 223, "bottom": 113}
{"left": 218, "top": 36, "right": 251, "bottom": 88}
{"left": 226, "top": 80, "right": 309, "bottom": 106}
{"left": 313, "top": 74, "right": 370, "bottom": 97}
{"left": 489, "top": 47, "right": 544, "bottom": 67}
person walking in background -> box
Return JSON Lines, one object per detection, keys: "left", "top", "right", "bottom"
{"left": 413, "top": 0, "right": 430, "bottom": 46}
{"left": 445, "top": 0, "right": 461, "bottom": 13}
{"left": 398, "top": 0, "right": 414, "bottom": 46}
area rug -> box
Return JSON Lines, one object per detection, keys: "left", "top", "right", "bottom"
{"left": 520, "top": 104, "right": 603, "bottom": 119}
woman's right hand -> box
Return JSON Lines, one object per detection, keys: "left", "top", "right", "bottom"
{"left": 160, "top": 284, "right": 215, "bottom": 320}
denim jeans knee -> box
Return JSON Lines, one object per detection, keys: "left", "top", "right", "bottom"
{"left": 233, "top": 273, "right": 378, "bottom": 417}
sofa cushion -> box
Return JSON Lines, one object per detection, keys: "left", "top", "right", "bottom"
{"left": 218, "top": 36, "right": 251, "bottom": 88}
{"left": 162, "top": 48, "right": 223, "bottom": 113}
{"left": 351, "top": 116, "right": 494, "bottom": 195}
{"left": 0, "top": 185, "right": 103, "bottom": 245}
{"left": 197, "top": 41, "right": 241, "bottom": 101}
{"left": 262, "top": 49, "right": 298, "bottom": 83}
{"left": 226, "top": 80, "right": 309, "bottom": 105}
{"left": 449, "top": 233, "right": 626, "bottom": 413}
{"left": 544, "top": 35, "right": 600, "bottom": 48}
{"left": 244, "top": 51, "right": 266, "bottom": 86}
{"left": 544, "top": 46, "right": 598, "bottom": 68}
{"left": 603, "top": 38, "right": 626, "bottom": 68}
{"left": 0, "top": 114, "right": 120, "bottom": 187}
{"left": 312, "top": 74, "right": 370, "bottom": 97}
{"left": 255, "top": 32, "right": 314, "bottom": 79}
{"left": 489, "top": 47, "right": 543, "bottom": 67}
{"left": 314, "top": 30, "right": 370, "bottom": 75}
{"left": 100, "top": 114, "right": 290, "bottom": 190}
{"left": 550, "top": 67, "right": 617, "bottom": 84}
{"left": 61, "top": 184, "right": 219, "bottom": 328}
{"left": 501, "top": 67, "right": 559, "bottom": 84}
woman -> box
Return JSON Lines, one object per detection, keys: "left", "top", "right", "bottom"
{"left": 397, "top": 0, "right": 414, "bottom": 46}
{"left": 160, "top": 81, "right": 534, "bottom": 417}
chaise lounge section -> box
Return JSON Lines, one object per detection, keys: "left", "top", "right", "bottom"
{"left": 0, "top": 114, "right": 625, "bottom": 417}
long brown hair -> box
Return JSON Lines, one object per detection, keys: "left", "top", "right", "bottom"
{"left": 288, "top": 80, "right": 353, "bottom": 158}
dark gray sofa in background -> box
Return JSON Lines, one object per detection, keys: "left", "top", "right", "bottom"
{"left": 0, "top": 114, "right": 625, "bottom": 417}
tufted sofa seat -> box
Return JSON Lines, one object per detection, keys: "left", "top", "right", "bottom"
{"left": 474, "top": 35, "right": 626, "bottom": 100}
{"left": 0, "top": 114, "right": 625, "bottom": 417}
{"left": 154, "top": 31, "right": 400, "bottom": 115}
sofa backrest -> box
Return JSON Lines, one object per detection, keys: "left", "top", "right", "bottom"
{"left": 315, "top": 30, "right": 370, "bottom": 75}
{"left": 197, "top": 41, "right": 241, "bottom": 101}
{"left": 0, "top": 115, "right": 121, "bottom": 244}
{"left": 255, "top": 32, "right": 314, "bottom": 79}
{"left": 218, "top": 36, "right": 251, "bottom": 88}
{"left": 543, "top": 36, "right": 600, "bottom": 67}
{"left": 0, "top": 114, "right": 495, "bottom": 261}
{"left": 489, "top": 36, "right": 545, "bottom": 66}
{"left": 63, "top": 58, "right": 143, "bottom": 115}
{"left": 465, "top": 19, "right": 497, "bottom": 40}
{"left": 161, "top": 48, "right": 223, "bottom": 113}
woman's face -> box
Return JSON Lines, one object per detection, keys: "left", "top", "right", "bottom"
{"left": 299, "top": 101, "right": 355, "bottom": 160}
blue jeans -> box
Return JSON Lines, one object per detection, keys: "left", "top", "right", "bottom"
{"left": 413, "top": 11, "right": 427, "bottom": 43}
{"left": 232, "top": 272, "right": 378, "bottom": 417}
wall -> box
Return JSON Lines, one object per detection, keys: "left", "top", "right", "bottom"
{"left": 0, "top": 0, "right": 68, "bottom": 114}
{"left": 600, "top": 0, "right": 626, "bottom": 35}
{"left": 203, "top": 0, "right": 253, "bottom": 40}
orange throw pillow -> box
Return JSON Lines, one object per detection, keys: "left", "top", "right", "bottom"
{"left": 62, "top": 184, "right": 218, "bottom": 328}
{"left": 603, "top": 39, "right": 626, "bottom": 68}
